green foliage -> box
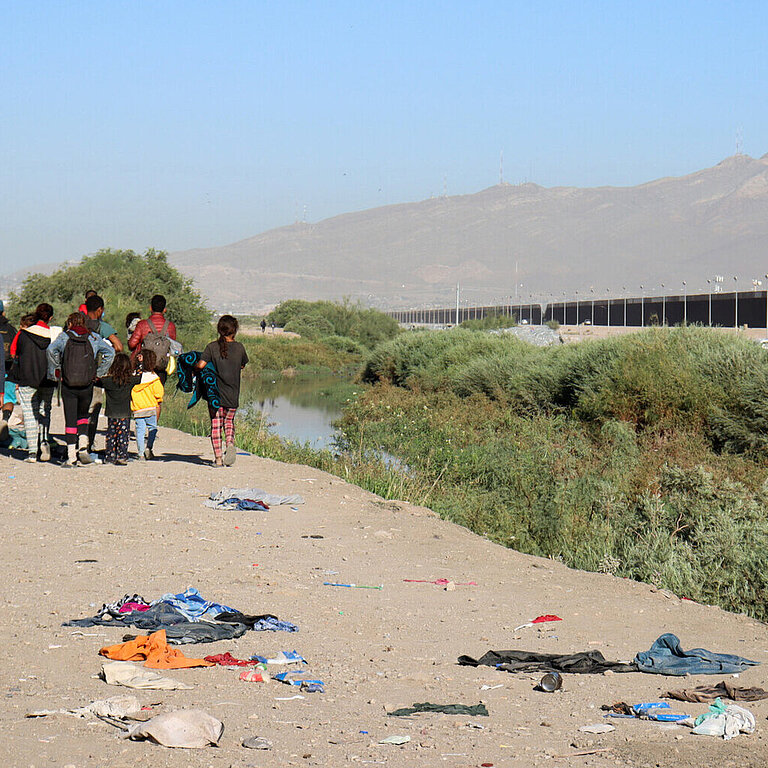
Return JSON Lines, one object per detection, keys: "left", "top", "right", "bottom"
{"left": 460, "top": 312, "right": 517, "bottom": 331}
{"left": 7, "top": 248, "right": 211, "bottom": 343}
{"left": 268, "top": 299, "right": 399, "bottom": 349}
{"left": 240, "top": 335, "right": 358, "bottom": 375}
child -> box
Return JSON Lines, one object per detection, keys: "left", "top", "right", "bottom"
{"left": 130, "top": 348, "right": 164, "bottom": 460}
{"left": 197, "top": 315, "right": 248, "bottom": 466}
{"left": 100, "top": 352, "right": 141, "bottom": 465}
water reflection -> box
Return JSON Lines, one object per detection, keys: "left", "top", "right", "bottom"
{"left": 242, "top": 375, "right": 349, "bottom": 449}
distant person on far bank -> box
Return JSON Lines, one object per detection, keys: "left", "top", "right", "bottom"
{"left": 260, "top": 318, "right": 266, "bottom": 333}
{"left": 196, "top": 315, "right": 248, "bottom": 467}
{"left": 128, "top": 294, "right": 177, "bottom": 385}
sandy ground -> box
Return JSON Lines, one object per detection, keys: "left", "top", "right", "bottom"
{"left": 3, "top": 411, "right": 768, "bottom": 768}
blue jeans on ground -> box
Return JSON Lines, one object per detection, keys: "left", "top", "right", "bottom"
{"left": 134, "top": 413, "right": 158, "bottom": 454}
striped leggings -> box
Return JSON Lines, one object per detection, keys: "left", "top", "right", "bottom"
{"left": 209, "top": 406, "right": 236, "bottom": 460}
{"left": 17, "top": 386, "right": 53, "bottom": 456}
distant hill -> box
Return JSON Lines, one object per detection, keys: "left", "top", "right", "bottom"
{"left": 169, "top": 153, "right": 768, "bottom": 312}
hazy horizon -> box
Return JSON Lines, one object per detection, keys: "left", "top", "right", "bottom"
{"left": 3, "top": 1, "right": 767, "bottom": 271}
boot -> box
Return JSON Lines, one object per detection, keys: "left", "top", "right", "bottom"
{"left": 77, "top": 435, "right": 92, "bottom": 465}
{"left": 65, "top": 444, "right": 78, "bottom": 467}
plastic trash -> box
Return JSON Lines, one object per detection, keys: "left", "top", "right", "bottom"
{"left": 273, "top": 670, "right": 324, "bottom": 688}
{"left": 379, "top": 735, "right": 410, "bottom": 745}
{"left": 125, "top": 709, "right": 223, "bottom": 748}
{"left": 537, "top": 672, "right": 562, "bottom": 692}
{"left": 579, "top": 723, "right": 615, "bottom": 734}
{"left": 251, "top": 650, "right": 306, "bottom": 665}
{"left": 242, "top": 736, "right": 272, "bottom": 749}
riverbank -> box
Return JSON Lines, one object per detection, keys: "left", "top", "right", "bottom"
{"left": 4, "top": 415, "right": 768, "bottom": 767}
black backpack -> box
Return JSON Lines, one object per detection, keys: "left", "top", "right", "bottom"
{"left": 142, "top": 318, "right": 172, "bottom": 370}
{"left": 62, "top": 331, "right": 97, "bottom": 387}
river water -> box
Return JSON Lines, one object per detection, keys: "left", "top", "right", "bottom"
{"left": 241, "top": 374, "right": 354, "bottom": 449}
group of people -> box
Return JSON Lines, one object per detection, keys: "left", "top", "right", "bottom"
{"left": 0, "top": 292, "right": 248, "bottom": 468}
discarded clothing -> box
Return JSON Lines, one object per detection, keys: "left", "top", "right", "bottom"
{"left": 634, "top": 634, "right": 760, "bottom": 676}
{"left": 96, "top": 593, "right": 151, "bottom": 619}
{"left": 251, "top": 650, "right": 305, "bottom": 665}
{"left": 99, "top": 629, "right": 214, "bottom": 669}
{"left": 205, "top": 487, "right": 305, "bottom": 509}
{"left": 216, "top": 611, "right": 299, "bottom": 632}
{"left": 155, "top": 587, "right": 237, "bottom": 622}
{"left": 388, "top": 702, "right": 489, "bottom": 717}
{"left": 101, "top": 661, "right": 193, "bottom": 690}
{"left": 124, "top": 620, "right": 247, "bottom": 645}
{"left": 458, "top": 649, "right": 637, "bottom": 674}
{"left": 601, "top": 701, "right": 687, "bottom": 722}
{"left": 204, "top": 652, "right": 262, "bottom": 667}
{"left": 27, "top": 695, "right": 142, "bottom": 720}
{"left": 664, "top": 681, "right": 768, "bottom": 703}
{"left": 177, "top": 351, "right": 221, "bottom": 411}
{"left": 691, "top": 699, "right": 755, "bottom": 740}
{"left": 65, "top": 602, "right": 191, "bottom": 629}
{"left": 125, "top": 709, "right": 224, "bottom": 748}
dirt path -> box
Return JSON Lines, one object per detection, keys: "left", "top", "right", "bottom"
{"left": 3, "top": 414, "right": 768, "bottom": 767}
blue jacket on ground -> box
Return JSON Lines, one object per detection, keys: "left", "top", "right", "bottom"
{"left": 634, "top": 633, "right": 759, "bottom": 676}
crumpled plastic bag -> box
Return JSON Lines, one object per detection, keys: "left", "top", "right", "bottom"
{"left": 692, "top": 702, "right": 755, "bottom": 740}
{"left": 125, "top": 709, "right": 223, "bottom": 748}
{"left": 102, "top": 661, "right": 193, "bottom": 690}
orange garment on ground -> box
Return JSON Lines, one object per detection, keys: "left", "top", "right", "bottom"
{"left": 99, "top": 629, "right": 214, "bottom": 669}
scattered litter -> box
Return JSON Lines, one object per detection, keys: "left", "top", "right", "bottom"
{"left": 513, "top": 615, "right": 563, "bottom": 632}
{"left": 634, "top": 634, "right": 760, "bottom": 676}
{"left": 101, "top": 661, "right": 193, "bottom": 690}
{"left": 602, "top": 701, "right": 688, "bottom": 722}
{"left": 302, "top": 534, "right": 324, "bottom": 539}
{"left": 403, "top": 578, "right": 476, "bottom": 586}
{"left": 242, "top": 735, "right": 272, "bottom": 749}
{"left": 99, "top": 629, "right": 214, "bottom": 669}
{"left": 324, "top": 582, "right": 383, "bottom": 590}
{"left": 125, "top": 709, "right": 223, "bottom": 748}
{"left": 664, "top": 680, "right": 768, "bottom": 703}
{"left": 27, "top": 695, "right": 142, "bottom": 720}
{"left": 204, "top": 652, "right": 263, "bottom": 667}
{"left": 554, "top": 748, "right": 613, "bottom": 759}
{"left": 388, "top": 703, "right": 489, "bottom": 717}
{"left": 198, "top": 537, "right": 216, "bottom": 543}
{"left": 537, "top": 672, "right": 563, "bottom": 692}
{"left": 205, "top": 487, "right": 304, "bottom": 509}
{"left": 75, "top": 559, "right": 98, "bottom": 563}
{"left": 274, "top": 695, "right": 305, "bottom": 701}
{"left": 273, "top": 671, "right": 324, "bottom": 690}
{"left": 691, "top": 699, "right": 755, "bottom": 740}
{"left": 579, "top": 723, "right": 615, "bottom": 734}
{"left": 379, "top": 735, "right": 410, "bottom": 745}
{"left": 251, "top": 651, "right": 306, "bottom": 665}
{"left": 239, "top": 669, "right": 266, "bottom": 683}
{"left": 480, "top": 684, "right": 504, "bottom": 691}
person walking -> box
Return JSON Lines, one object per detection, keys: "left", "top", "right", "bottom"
{"left": 130, "top": 348, "right": 164, "bottom": 460}
{"left": 196, "top": 315, "right": 248, "bottom": 467}
{"left": 13, "top": 304, "right": 56, "bottom": 462}
{"left": 260, "top": 318, "right": 266, "bottom": 333}
{"left": 127, "top": 294, "right": 177, "bottom": 384}
{"left": 100, "top": 352, "right": 141, "bottom": 465}
{"left": 47, "top": 311, "right": 115, "bottom": 466}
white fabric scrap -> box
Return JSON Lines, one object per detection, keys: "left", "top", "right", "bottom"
{"left": 102, "top": 661, "right": 193, "bottom": 690}
{"left": 125, "top": 709, "right": 224, "bottom": 748}
{"left": 204, "top": 487, "right": 305, "bottom": 508}
{"left": 27, "top": 695, "right": 143, "bottom": 719}
{"left": 691, "top": 705, "right": 755, "bottom": 740}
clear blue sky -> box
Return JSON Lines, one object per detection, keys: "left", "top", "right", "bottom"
{"left": 1, "top": 0, "right": 766, "bottom": 270}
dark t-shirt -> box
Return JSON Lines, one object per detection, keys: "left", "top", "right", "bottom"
{"left": 101, "top": 374, "right": 143, "bottom": 419}
{"left": 201, "top": 340, "right": 249, "bottom": 409}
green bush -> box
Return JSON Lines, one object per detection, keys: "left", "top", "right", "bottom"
{"left": 7, "top": 248, "right": 211, "bottom": 344}
{"left": 268, "top": 299, "right": 399, "bottom": 349}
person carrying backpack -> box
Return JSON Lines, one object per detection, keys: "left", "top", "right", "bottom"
{"left": 0, "top": 300, "right": 17, "bottom": 429}
{"left": 47, "top": 311, "right": 115, "bottom": 466}
{"left": 127, "top": 294, "right": 177, "bottom": 385}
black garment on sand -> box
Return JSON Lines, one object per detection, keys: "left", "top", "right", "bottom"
{"left": 388, "top": 702, "right": 489, "bottom": 717}
{"left": 214, "top": 610, "right": 279, "bottom": 628}
{"left": 458, "top": 649, "right": 638, "bottom": 674}
{"left": 100, "top": 374, "right": 142, "bottom": 419}
{"left": 201, "top": 340, "right": 248, "bottom": 408}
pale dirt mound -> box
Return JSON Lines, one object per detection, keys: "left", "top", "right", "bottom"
{"left": 2, "top": 414, "right": 768, "bottom": 767}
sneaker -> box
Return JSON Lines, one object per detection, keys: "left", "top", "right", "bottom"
{"left": 224, "top": 443, "right": 236, "bottom": 466}
{"left": 115, "top": 458, "right": 128, "bottom": 466}
{"left": 24, "top": 455, "right": 37, "bottom": 463}
{"left": 143, "top": 448, "right": 152, "bottom": 460}
{"left": 39, "top": 442, "right": 51, "bottom": 462}
{"left": 64, "top": 457, "right": 78, "bottom": 468}
{"left": 77, "top": 448, "right": 92, "bottom": 465}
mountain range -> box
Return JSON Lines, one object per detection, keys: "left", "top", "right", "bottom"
{"left": 170, "top": 153, "right": 768, "bottom": 312}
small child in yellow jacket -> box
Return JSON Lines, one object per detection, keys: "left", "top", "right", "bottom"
{"left": 131, "top": 349, "right": 164, "bottom": 460}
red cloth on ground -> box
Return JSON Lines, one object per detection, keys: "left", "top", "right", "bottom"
{"left": 204, "top": 652, "right": 261, "bottom": 667}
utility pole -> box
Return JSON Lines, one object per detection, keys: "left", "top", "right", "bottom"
{"left": 455, "top": 284, "right": 460, "bottom": 326}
